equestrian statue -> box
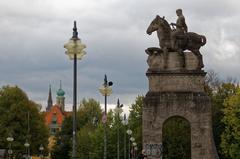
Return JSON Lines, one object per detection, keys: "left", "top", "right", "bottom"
{"left": 146, "top": 9, "right": 206, "bottom": 70}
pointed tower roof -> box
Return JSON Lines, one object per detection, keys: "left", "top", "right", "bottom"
{"left": 46, "top": 84, "right": 53, "bottom": 111}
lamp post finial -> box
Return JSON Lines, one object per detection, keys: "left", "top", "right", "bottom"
{"left": 72, "top": 21, "right": 78, "bottom": 39}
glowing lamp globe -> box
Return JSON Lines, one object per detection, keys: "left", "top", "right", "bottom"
{"left": 64, "top": 39, "right": 86, "bottom": 60}
{"left": 24, "top": 142, "right": 30, "bottom": 148}
{"left": 99, "top": 85, "right": 112, "bottom": 96}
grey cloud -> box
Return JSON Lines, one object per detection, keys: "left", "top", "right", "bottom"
{"left": 0, "top": 0, "right": 240, "bottom": 109}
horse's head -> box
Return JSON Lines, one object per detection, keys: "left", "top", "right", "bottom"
{"left": 146, "top": 15, "right": 161, "bottom": 35}
{"left": 146, "top": 15, "right": 170, "bottom": 35}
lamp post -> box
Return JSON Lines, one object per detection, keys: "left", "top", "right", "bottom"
{"left": 132, "top": 142, "right": 137, "bottom": 159}
{"left": 24, "top": 140, "right": 30, "bottom": 159}
{"left": 6, "top": 134, "right": 14, "bottom": 159}
{"left": 116, "top": 99, "right": 123, "bottom": 159}
{"left": 39, "top": 144, "right": 44, "bottom": 159}
{"left": 126, "top": 129, "right": 132, "bottom": 159}
{"left": 134, "top": 145, "right": 138, "bottom": 158}
{"left": 64, "top": 21, "right": 86, "bottom": 159}
{"left": 130, "top": 137, "right": 135, "bottom": 159}
{"left": 25, "top": 111, "right": 30, "bottom": 159}
{"left": 122, "top": 114, "right": 127, "bottom": 159}
{"left": 99, "top": 75, "right": 113, "bottom": 159}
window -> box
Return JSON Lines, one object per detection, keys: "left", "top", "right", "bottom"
{"left": 52, "top": 114, "right": 57, "bottom": 124}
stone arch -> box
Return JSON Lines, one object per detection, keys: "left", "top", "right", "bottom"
{"left": 162, "top": 115, "right": 191, "bottom": 159}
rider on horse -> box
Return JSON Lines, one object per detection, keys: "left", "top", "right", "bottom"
{"left": 170, "top": 9, "right": 188, "bottom": 51}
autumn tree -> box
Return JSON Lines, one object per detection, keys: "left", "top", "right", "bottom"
{"left": 220, "top": 88, "right": 240, "bottom": 158}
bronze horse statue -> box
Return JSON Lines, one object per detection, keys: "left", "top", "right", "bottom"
{"left": 146, "top": 15, "right": 206, "bottom": 69}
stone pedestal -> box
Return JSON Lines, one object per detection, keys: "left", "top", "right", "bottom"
{"left": 143, "top": 48, "right": 219, "bottom": 159}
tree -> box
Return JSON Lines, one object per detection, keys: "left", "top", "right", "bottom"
{"left": 162, "top": 117, "right": 191, "bottom": 159}
{"left": 128, "top": 95, "right": 144, "bottom": 154}
{"left": 76, "top": 98, "right": 103, "bottom": 159}
{"left": 204, "top": 70, "right": 221, "bottom": 96}
{"left": 51, "top": 98, "right": 102, "bottom": 159}
{"left": 0, "top": 86, "right": 49, "bottom": 158}
{"left": 51, "top": 116, "right": 72, "bottom": 159}
{"left": 204, "top": 70, "right": 240, "bottom": 158}
{"left": 221, "top": 88, "right": 240, "bottom": 159}
{"left": 211, "top": 82, "right": 238, "bottom": 158}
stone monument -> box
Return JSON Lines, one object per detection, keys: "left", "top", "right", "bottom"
{"left": 143, "top": 10, "right": 219, "bottom": 159}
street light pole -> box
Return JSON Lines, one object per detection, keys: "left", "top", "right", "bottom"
{"left": 123, "top": 114, "right": 127, "bottom": 159}
{"left": 39, "top": 144, "right": 44, "bottom": 159}
{"left": 99, "top": 75, "right": 113, "bottom": 159}
{"left": 24, "top": 140, "right": 30, "bottom": 159}
{"left": 64, "top": 21, "right": 86, "bottom": 159}
{"left": 116, "top": 99, "right": 123, "bottom": 159}
{"left": 23, "top": 112, "right": 30, "bottom": 159}
{"left": 132, "top": 142, "right": 137, "bottom": 159}
{"left": 72, "top": 45, "right": 77, "bottom": 159}
{"left": 126, "top": 129, "right": 132, "bottom": 159}
{"left": 6, "top": 134, "right": 14, "bottom": 159}
{"left": 130, "top": 137, "right": 135, "bottom": 159}
{"left": 27, "top": 111, "right": 30, "bottom": 159}
{"left": 134, "top": 146, "right": 138, "bottom": 159}
{"left": 104, "top": 94, "right": 107, "bottom": 159}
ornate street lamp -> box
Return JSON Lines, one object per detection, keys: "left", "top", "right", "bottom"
{"left": 23, "top": 111, "right": 31, "bottom": 159}
{"left": 132, "top": 142, "right": 137, "bottom": 147}
{"left": 130, "top": 137, "right": 135, "bottom": 142}
{"left": 126, "top": 129, "right": 132, "bottom": 159}
{"left": 24, "top": 139, "right": 30, "bottom": 159}
{"left": 130, "top": 137, "right": 135, "bottom": 159}
{"left": 6, "top": 134, "right": 14, "bottom": 159}
{"left": 39, "top": 144, "right": 44, "bottom": 159}
{"left": 133, "top": 145, "right": 138, "bottom": 159}
{"left": 99, "top": 75, "right": 113, "bottom": 159}
{"left": 64, "top": 21, "right": 86, "bottom": 159}
{"left": 122, "top": 114, "right": 127, "bottom": 159}
{"left": 116, "top": 99, "right": 123, "bottom": 159}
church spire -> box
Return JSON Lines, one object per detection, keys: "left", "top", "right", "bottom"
{"left": 46, "top": 84, "right": 53, "bottom": 111}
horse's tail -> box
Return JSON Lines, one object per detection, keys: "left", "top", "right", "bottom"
{"left": 200, "top": 35, "right": 206, "bottom": 46}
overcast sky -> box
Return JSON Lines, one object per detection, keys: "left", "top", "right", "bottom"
{"left": 0, "top": 0, "right": 240, "bottom": 111}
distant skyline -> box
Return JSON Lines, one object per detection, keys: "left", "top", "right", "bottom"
{"left": 0, "top": 0, "right": 240, "bottom": 111}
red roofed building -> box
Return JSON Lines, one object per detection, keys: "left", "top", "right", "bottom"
{"left": 44, "top": 83, "right": 71, "bottom": 135}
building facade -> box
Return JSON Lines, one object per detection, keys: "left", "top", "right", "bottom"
{"left": 44, "top": 84, "right": 71, "bottom": 135}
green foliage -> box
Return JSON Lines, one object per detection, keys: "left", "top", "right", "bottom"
{"left": 77, "top": 126, "right": 93, "bottom": 158}
{"left": 204, "top": 71, "right": 239, "bottom": 158}
{"left": 51, "top": 96, "right": 143, "bottom": 159}
{"left": 221, "top": 88, "right": 240, "bottom": 159}
{"left": 211, "top": 82, "right": 238, "bottom": 157}
{"left": 128, "top": 95, "right": 144, "bottom": 154}
{"left": 52, "top": 98, "right": 103, "bottom": 159}
{"left": 78, "top": 98, "right": 103, "bottom": 129}
{"left": 77, "top": 98, "right": 103, "bottom": 159}
{"left": 0, "top": 86, "right": 49, "bottom": 158}
{"left": 51, "top": 116, "right": 72, "bottom": 159}
{"left": 162, "top": 116, "right": 191, "bottom": 159}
